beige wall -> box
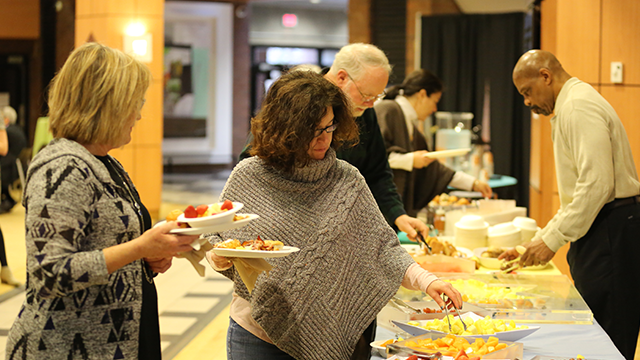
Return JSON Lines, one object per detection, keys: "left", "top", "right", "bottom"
{"left": 532, "top": 0, "right": 640, "bottom": 279}
{"left": 75, "top": 0, "right": 164, "bottom": 217}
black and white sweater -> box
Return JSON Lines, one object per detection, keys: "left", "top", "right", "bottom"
{"left": 6, "top": 138, "right": 147, "bottom": 360}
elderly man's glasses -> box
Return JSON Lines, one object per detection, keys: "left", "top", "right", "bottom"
{"left": 314, "top": 122, "right": 338, "bottom": 137}
{"left": 345, "top": 71, "right": 386, "bottom": 102}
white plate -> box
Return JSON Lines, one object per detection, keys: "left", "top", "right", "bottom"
{"left": 157, "top": 214, "right": 259, "bottom": 235}
{"left": 369, "top": 340, "right": 388, "bottom": 357}
{"left": 212, "top": 245, "right": 300, "bottom": 258}
{"left": 393, "top": 312, "right": 539, "bottom": 342}
{"left": 424, "top": 148, "right": 471, "bottom": 159}
{"left": 177, "top": 202, "right": 243, "bottom": 227}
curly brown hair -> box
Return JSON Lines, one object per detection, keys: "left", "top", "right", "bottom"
{"left": 250, "top": 70, "right": 359, "bottom": 173}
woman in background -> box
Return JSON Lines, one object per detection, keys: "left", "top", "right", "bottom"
{"left": 375, "top": 69, "right": 492, "bottom": 217}
{"left": 6, "top": 43, "right": 197, "bottom": 359}
{"left": 206, "top": 70, "right": 462, "bottom": 360}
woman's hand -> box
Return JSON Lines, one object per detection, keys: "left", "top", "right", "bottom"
{"left": 426, "top": 279, "right": 463, "bottom": 310}
{"left": 145, "top": 257, "right": 173, "bottom": 273}
{"left": 137, "top": 221, "right": 199, "bottom": 259}
{"left": 413, "top": 150, "right": 436, "bottom": 169}
{"left": 472, "top": 179, "right": 493, "bottom": 198}
{"left": 205, "top": 251, "right": 234, "bottom": 271}
{"left": 104, "top": 221, "right": 198, "bottom": 274}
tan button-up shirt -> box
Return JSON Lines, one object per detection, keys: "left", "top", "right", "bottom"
{"left": 537, "top": 77, "right": 640, "bottom": 252}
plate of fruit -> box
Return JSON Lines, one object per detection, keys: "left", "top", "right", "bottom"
{"left": 176, "top": 200, "right": 243, "bottom": 227}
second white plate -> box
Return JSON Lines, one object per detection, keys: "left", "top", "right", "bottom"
{"left": 212, "top": 246, "right": 300, "bottom": 258}
{"left": 424, "top": 148, "right": 471, "bottom": 159}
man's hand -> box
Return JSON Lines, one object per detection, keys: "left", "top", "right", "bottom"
{"left": 395, "top": 214, "right": 429, "bottom": 242}
{"left": 413, "top": 150, "right": 436, "bottom": 169}
{"left": 472, "top": 180, "right": 493, "bottom": 198}
{"left": 498, "top": 238, "right": 555, "bottom": 267}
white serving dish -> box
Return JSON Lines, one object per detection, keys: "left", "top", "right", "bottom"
{"left": 392, "top": 312, "right": 540, "bottom": 342}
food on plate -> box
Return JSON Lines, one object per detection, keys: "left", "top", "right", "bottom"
{"left": 166, "top": 209, "right": 183, "bottom": 222}
{"left": 182, "top": 201, "right": 235, "bottom": 219}
{"left": 380, "top": 337, "right": 403, "bottom": 347}
{"left": 402, "top": 334, "right": 508, "bottom": 357}
{"left": 410, "top": 236, "right": 464, "bottom": 257}
{"left": 166, "top": 201, "right": 246, "bottom": 227}
{"left": 214, "top": 236, "right": 284, "bottom": 251}
{"left": 428, "top": 193, "right": 471, "bottom": 207}
{"left": 216, "top": 239, "right": 242, "bottom": 249}
{"left": 480, "top": 247, "right": 506, "bottom": 258}
{"left": 425, "top": 236, "right": 460, "bottom": 257}
{"left": 408, "top": 315, "right": 528, "bottom": 336}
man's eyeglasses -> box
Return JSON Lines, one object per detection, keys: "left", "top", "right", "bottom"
{"left": 314, "top": 122, "right": 339, "bottom": 137}
{"left": 345, "top": 71, "right": 386, "bottom": 103}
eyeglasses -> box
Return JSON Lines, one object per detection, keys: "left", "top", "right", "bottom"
{"left": 345, "top": 71, "right": 386, "bottom": 103}
{"left": 314, "top": 122, "right": 339, "bottom": 137}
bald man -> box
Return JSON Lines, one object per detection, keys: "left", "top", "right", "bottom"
{"left": 501, "top": 49, "right": 640, "bottom": 359}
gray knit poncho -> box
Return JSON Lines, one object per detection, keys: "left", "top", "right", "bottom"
{"left": 213, "top": 149, "right": 415, "bottom": 359}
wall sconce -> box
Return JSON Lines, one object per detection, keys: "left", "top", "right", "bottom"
{"left": 123, "top": 23, "right": 152, "bottom": 63}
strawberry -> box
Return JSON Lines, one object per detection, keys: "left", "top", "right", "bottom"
{"left": 183, "top": 205, "right": 197, "bottom": 218}
{"left": 196, "top": 204, "right": 209, "bottom": 216}
{"left": 220, "top": 199, "right": 233, "bottom": 211}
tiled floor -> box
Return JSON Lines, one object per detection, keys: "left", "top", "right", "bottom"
{"left": 0, "top": 173, "right": 234, "bottom": 359}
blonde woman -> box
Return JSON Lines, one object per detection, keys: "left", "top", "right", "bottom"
{"left": 6, "top": 43, "right": 197, "bottom": 359}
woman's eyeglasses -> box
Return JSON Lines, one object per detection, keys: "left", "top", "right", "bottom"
{"left": 314, "top": 122, "right": 339, "bottom": 137}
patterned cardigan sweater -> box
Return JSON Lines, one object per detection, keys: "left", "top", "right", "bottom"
{"left": 6, "top": 138, "right": 147, "bottom": 360}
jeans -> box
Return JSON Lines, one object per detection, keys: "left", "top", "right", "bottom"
{"left": 227, "top": 318, "right": 295, "bottom": 360}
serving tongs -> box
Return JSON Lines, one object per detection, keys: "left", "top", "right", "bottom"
{"left": 416, "top": 232, "right": 432, "bottom": 254}
{"left": 501, "top": 245, "right": 528, "bottom": 273}
{"left": 441, "top": 294, "right": 467, "bottom": 333}
{"left": 390, "top": 296, "right": 423, "bottom": 314}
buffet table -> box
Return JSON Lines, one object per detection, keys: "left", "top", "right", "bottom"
{"left": 372, "top": 319, "right": 624, "bottom": 359}
{"left": 374, "top": 270, "right": 623, "bottom": 359}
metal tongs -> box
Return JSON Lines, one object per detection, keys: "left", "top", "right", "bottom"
{"left": 501, "top": 245, "right": 527, "bottom": 273}
{"left": 390, "top": 296, "right": 423, "bottom": 314}
{"left": 416, "top": 232, "right": 432, "bottom": 254}
{"left": 441, "top": 294, "right": 467, "bottom": 333}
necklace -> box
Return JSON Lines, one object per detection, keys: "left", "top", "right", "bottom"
{"left": 106, "top": 156, "right": 154, "bottom": 284}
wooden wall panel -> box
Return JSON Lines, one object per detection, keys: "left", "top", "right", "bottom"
{"left": 600, "top": 85, "right": 640, "bottom": 172}
{"left": 0, "top": 0, "right": 39, "bottom": 39}
{"left": 134, "top": 81, "right": 163, "bottom": 146}
{"left": 348, "top": 0, "right": 371, "bottom": 44}
{"left": 601, "top": 0, "right": 640, "bottom": 85}
{"left": 554, "top": 0, "right": 601, "bottom": 84}
{"left": 77, "top": 0, "right": 165, "bottom": 217}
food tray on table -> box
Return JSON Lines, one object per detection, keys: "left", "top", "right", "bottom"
{"left": 386, "top": 332, "right": 523, "bottom": 359}
{"left": 392, "top": 312, "right": 540, "bottom": 342}
{"left": 392, "top": 273, "right": 592, "bottom": 324}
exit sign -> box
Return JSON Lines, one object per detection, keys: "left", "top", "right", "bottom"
{"left": 282, "top": 13, "right": 298, "bottom": 28}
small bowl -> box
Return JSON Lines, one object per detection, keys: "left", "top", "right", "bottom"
{"left": 177, "top": 202, "right": 243, "bottom": 227}
{"left": 489, "top": 222, "right": 519, "bottom": 236}
{"left": 520, "top": 227, "right": 541, "bottom": 243}
{"left": 512, "top": 216, "right": 538, "bottom": 231}
{"left": 455, "top": 215, "right": 489, "bottom": 230}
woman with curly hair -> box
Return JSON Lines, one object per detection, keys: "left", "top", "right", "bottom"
{"left": 206, "top": 70, "right": 462, "bottom": 360}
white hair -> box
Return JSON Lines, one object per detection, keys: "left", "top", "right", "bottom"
{"left": 2, "top": 106, "right": 17, "bottom": 124}
{"left": 329, "top": 43, "right": 392, "bottom": 81}
{"left": 289, "top": 64, "right": 322, "bottom": 74}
